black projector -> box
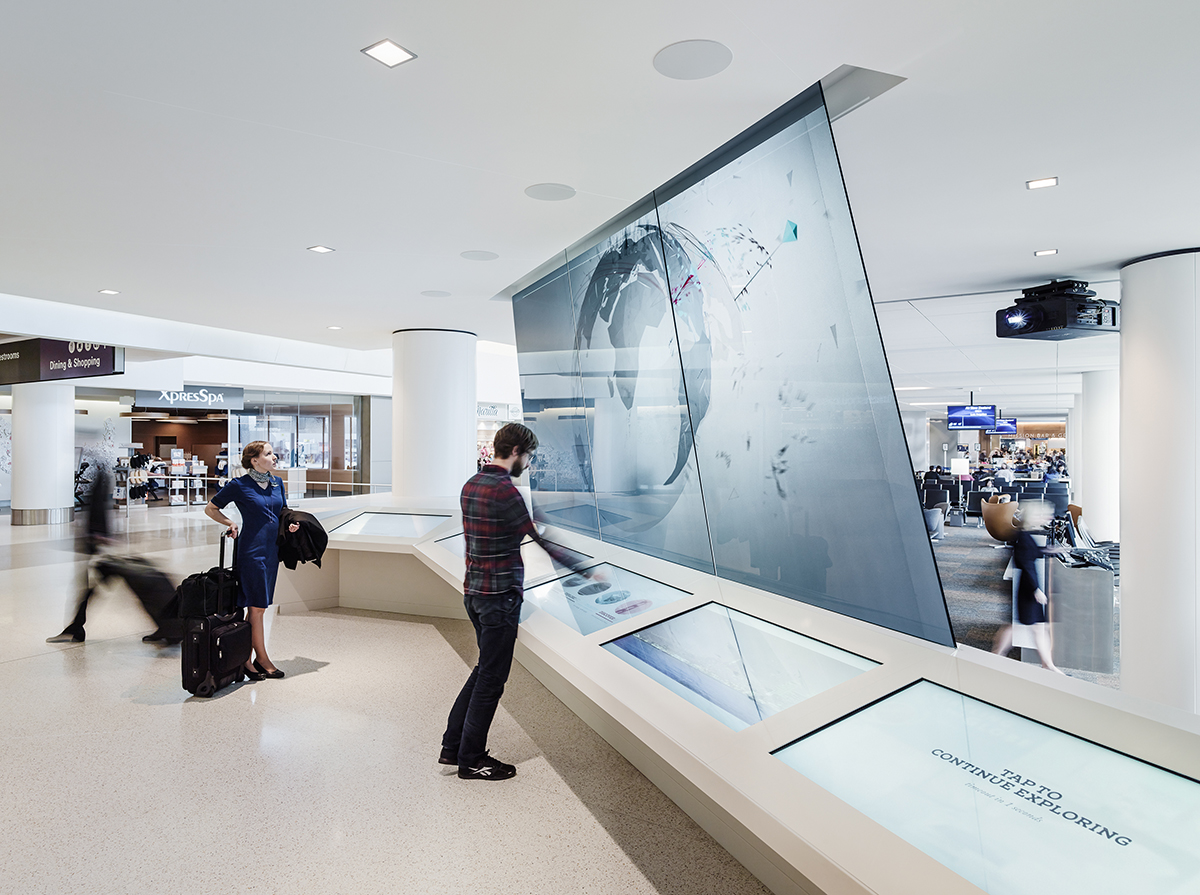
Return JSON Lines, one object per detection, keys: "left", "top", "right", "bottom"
{"left": 996, "top": 280, "right": 1120, "bottom": 341}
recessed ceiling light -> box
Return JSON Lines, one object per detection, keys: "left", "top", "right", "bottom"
{"left": 98, "top": 289, "right": 120, "bottom": 295}
{"left": 653, "top": 40, "right": 733, "bottom": 80}
{"left": 361, "top": 39, "right": 417, "bottom": 68}
{"left": 1034, "top": 249, "right": 1058, "bottom": 257}
{"left": 1026, "top": 177, "right": 1058, "bottom": 190}
{"left": 308, "top": 245, "right": 335, "bottom": 253}
{"left": 460, "top": 250, "right": 499, "bottom": 262}
{"left": 327, "top": 326, "right": 342, "bottom": 330}
{"left": 524, "top": 183, "right": 577, "bottom": 201}
{"left": 421, "top": 290, "right": 452, "bottom": 298}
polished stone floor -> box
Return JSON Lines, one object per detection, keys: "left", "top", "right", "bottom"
{"left": 0, "top": 507, "right": 769, "bottom": 895}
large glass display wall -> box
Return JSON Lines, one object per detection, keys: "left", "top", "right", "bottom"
{"left": 512, "top": 84, "right": 952, "bottom": 646}
{"left": 774, "top": 681, "right": 1200, "bottom": 894}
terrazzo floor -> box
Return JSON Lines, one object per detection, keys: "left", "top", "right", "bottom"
{"left": 0, "top": 507, "right": 770, "bottom": 895}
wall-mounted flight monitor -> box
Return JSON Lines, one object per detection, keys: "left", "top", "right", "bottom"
{"left": 947, "top": 405, "right": 997, "bottom": 430}
{"left": 521, "top": 563, "right": 689, "bottom": 636}
{"left": 988, "top": 418, "right": 1018, "bottom": 435}
{"left": 604, "top": 603, "right": 877, "bottom": 731}
{"left": 774, "top": 681, "right": 1200, "bottom": 894}
{"left": 330, "top": 512, "right": 450, "bottom": 539}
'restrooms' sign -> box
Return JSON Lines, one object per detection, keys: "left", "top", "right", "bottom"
{"left": 0, "top": 339, "right": 125, "bottom": 385}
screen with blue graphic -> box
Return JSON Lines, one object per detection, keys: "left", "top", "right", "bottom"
{"left": 989, "top": 418, "right": 1018, "bottom": 435}
{"left": 947, "top": 405, "right": 997, "bottom": 430}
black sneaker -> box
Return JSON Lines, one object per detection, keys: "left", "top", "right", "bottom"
{"left": 438, "top": 747, "right": 457, "bottom": 766}
{"left": 458, "top": 754, "right": 516, "bottom": 781}
{"left": 46, "top": 629, "right": 85, "bottom": 643}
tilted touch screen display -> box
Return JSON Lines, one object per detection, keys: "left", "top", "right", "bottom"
{"left": 774, "top": 681, "right": 1200, "bottom": 894}
{"left": 511, "top": 83, "right": 952, "bottom": 646}
{"left": 604, "top": 604, "right": 876, "bottom": 731}
{"left": 520, "top": 563, "right": 689, "bottom": 636}
{"left": 331, "top": 513, "right": 450, "bottom": 539}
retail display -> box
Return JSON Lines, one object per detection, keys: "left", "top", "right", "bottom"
{"left": 512, "top": 84, "right": 952, "bottom": 646}
{"left": 604, "top": 603, "right": 876, "bottom": 730}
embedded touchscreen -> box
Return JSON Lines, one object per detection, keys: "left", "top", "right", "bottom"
{"left": 432, "top": 532, "right": 590, "bottom": 588}
{"left": 520, "top": 563, "right": 689, "bottom": 635}
{"left": 331, "top": 512, "right": 450, "bottom": 538}
{"left": 774, "top": 681, "right": 1200, "bottom": 894}
{"left": 604, "top": 603, "right": 876, "bottom": 731}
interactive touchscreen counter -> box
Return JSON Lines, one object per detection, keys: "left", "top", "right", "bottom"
{"left": 774, "top": 681, "right": 1200, "bottom": 894}
{"left": 331, "top": 512, "right": 449, "bottom": 539}
{"left": 432, "top": 533, "right": 591, "bottom": 587}
{"left": 521, "top": 564, "right": 689, "bottom": 635}
{"left": 604, "top": 603, "right": 877, "bottom": 731}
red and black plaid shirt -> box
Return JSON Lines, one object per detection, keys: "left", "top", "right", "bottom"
{"left": 461, "top": 464, "right": 575, "bottom": 597}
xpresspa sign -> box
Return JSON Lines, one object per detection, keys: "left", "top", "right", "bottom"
{"left": 135, "top": 386, "right": 245, "bottom": 410}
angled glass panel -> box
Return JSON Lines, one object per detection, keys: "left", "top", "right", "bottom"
{"left": 655, "top": 96, "right": 951, "bottom": 644}
{"left": 330, "top": 512, "right": 449, "bottom": 538}
{"left": 512, "top": 262, "right": 600, "bottom": 538}
{"left": 567, "top": 215, "right": 715, "bottom": 574}
{"left": 604, "top": 603, "right": 876, "bottom": 730}
{"left": 520, "top": 562, "right": 689, "bottom": 635}
{"left": 774, "top": 681, "right": 1200, "bottom": 894}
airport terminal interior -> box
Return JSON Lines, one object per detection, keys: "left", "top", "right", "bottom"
{"left": 3, "top": 3, "right": 1200, "bottom": 894}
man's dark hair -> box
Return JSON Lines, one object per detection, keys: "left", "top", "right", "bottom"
{"left": 493, "top": 422, "right": 538, "bottom": 460}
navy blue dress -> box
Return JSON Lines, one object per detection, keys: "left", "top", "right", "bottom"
{"left": 212, "top": 475, "right": 287, "bottom": 609}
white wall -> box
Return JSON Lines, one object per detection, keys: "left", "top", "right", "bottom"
{"left": 369, "top": 396, "right": 392, "bottom": 487}
{"left": 476, "top": 341, "right": 521, "bottom": 406}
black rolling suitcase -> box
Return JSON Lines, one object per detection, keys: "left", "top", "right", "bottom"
{"left": 182, "top": 534, "right": 250, "bottom": 698}
{"left": 93, "top": 555, "right": 184, "bottom": 643}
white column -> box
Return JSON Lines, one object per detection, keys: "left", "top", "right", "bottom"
{"left": 1120, "top": 250, "right": 1197, "bottom": 712}
{"left": 391, "top": 329, "right": 476, "bottom": 500}
{"left": 11, "top": 381, "right": 75, "bottom": 525}
{"left": 1066, "top": 401, "right": 1084, "bottom": 509}
{"left": 899, "top": 411, "right": 928, "bottom": 471}
{"left": 1079, "top": 370, "right": 1119, "bottom": 541}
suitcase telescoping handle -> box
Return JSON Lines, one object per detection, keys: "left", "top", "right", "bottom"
{"left": 218, "top": 529, "right": 239, "bottom": 617}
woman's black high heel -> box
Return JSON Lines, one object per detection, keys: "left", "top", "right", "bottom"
{"left": 243, "top": 662, "right": 266, "bottom": 681}
{"left": 254, "top": 660, "right": 285, "bottom": 679}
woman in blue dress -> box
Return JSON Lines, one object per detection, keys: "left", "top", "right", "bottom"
{"left": 205, "top": 441, "right": 299, "bottom": 681}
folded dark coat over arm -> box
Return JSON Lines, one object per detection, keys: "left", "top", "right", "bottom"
{"left": 277, "top": 509, "right": 329, "bottom": 570}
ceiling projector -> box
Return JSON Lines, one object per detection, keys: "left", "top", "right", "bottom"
{"left": 995, "top": 280, "right": 1120, "bottom": 341}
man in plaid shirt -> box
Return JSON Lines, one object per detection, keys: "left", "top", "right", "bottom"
{"left": 440, "top": 422, "right": 590, "bottom": 780}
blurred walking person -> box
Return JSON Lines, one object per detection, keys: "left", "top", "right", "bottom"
{"left": 992, "top": 500, "right": 1065, "bottom": 674}
{"left": 47, "top": 466, "right": 114, "bottom": 643}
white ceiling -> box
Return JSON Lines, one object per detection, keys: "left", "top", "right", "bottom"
{"left": 1, "top": 0, "right": 1191, "bottom": 415}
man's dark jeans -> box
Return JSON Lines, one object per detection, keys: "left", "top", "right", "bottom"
{"left": 442, "top": 590, "right": 522, "bottom": 767}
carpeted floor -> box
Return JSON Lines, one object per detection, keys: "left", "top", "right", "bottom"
{"left": 932, "top": 520, "right": 1120, "bottom": 689}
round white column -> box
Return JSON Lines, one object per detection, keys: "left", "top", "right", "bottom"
{"left": 1120, "top": 249, "right": 1198, "bottom": 711}
{"left": 899, "top": 411, "right": 929, "bottom": 471}
{"left": 11, "top": 381, "right": 75, "bottom": 525}
{"left": 391, "top": 329, "right": 477, "bottom": 500}
{"left": 1066, "top": 402, "right": 1084, "bottom": 508}
{"left": 1079, "top": 369, "right": 1119, "bottom": 542}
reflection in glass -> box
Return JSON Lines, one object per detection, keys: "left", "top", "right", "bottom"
{"left": 513, "top": 264, "right": 600, "bottom": 538}
{"left": 655, "top": 100, "right": 948, "bottom": 644}
{"left": 509, "top": 84, "right": 952, "bottom": 646}
{"left": 331, "top": 512, "right": 449, "bottom": 538}
{"left": 774, "top": 681, "right": 1200, "bottom": 894}
{"left": 604, "top": 604, "right": 875, "bottom": 730}
{"left": 520, "top": 538, "right": 592, "bottom": 587}
{"left": 567, "top": 214, "right": 716, "bottom": 574}
{"left": 521, "top": 563, "right": 689, "bottom": 635}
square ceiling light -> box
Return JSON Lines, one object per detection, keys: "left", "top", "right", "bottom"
{"left": 361, "top": 39, "right": 417, "bottom": 68}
